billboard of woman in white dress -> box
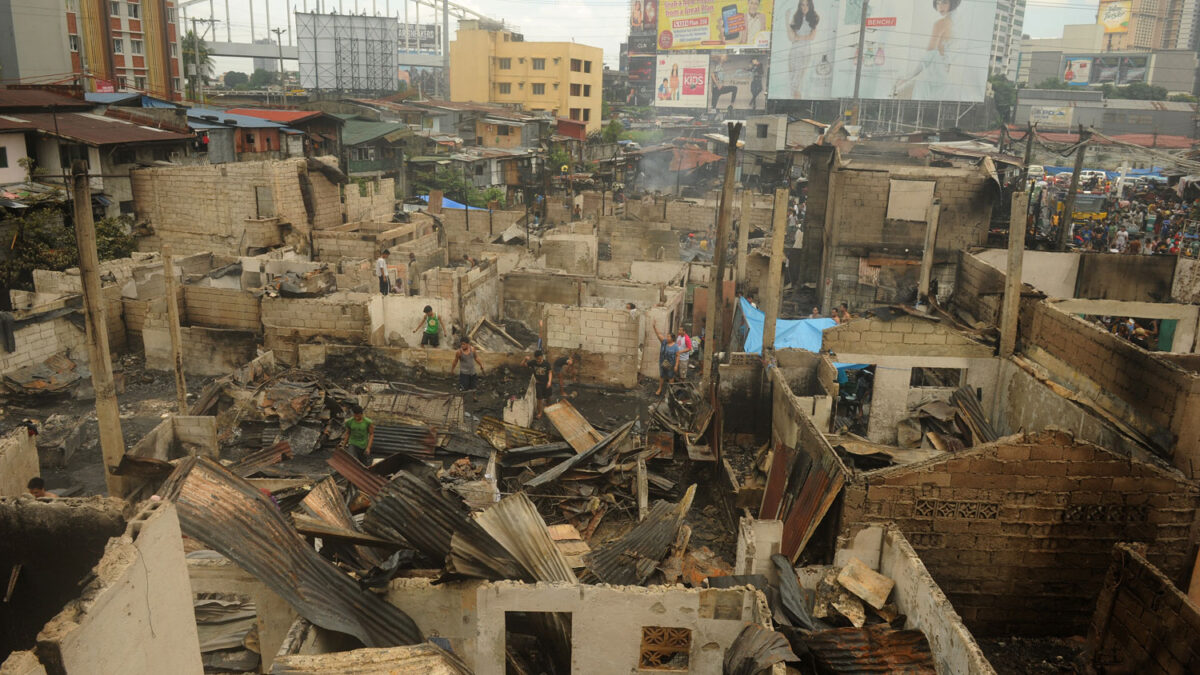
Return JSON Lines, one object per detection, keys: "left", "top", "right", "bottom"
{"left": 768, "top": 0, "right": 838, "bottom": 100}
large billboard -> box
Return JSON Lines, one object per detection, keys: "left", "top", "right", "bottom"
{"left": 628, "top": 55, "right": 657, "bottom": 105}
{"left": 1030, "top": 105, "right": 1072, "bottom": 129}
{"left": 1098, "top": 0, "right": 1132, "bottom": 33}
{"left": 632, "top": 0, "right": 660, "bottom": 33}
{"left": 657, "top": 0, "right": 774, "bottom": 50}
{"left": 1120, "top": 55, "right": 1147, "bottom": 83}
{"left": 297, "top": 13, "right": 398, "bottom": 92}
{"left": 768, "top": 0, "right": 996, "bottom": 102}
{"left": 1062, "top": 57, "right": 1092, "bottom": 86}
{"left": 399, "top": 23, "right": 437, "bottom": 52}
{"left": 654, "top": 53, "right": 710, "bottom": 107}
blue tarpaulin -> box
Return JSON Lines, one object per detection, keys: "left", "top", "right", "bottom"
{"left": 735, "top": 298, "right": 866, "bottom": 378}
{"left": 417, "top": 194, "right": 488, "bottom": 211}
{"left": 1042, "top": 165, "right": 1164, "bottom": 180}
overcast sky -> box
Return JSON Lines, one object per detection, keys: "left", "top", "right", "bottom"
{"left": 195, "top": 0, "right": 1099, "bottom": 76}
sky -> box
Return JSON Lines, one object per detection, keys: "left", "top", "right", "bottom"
{"left": 197, "top": 0, "right": 1101, "bottom": 76}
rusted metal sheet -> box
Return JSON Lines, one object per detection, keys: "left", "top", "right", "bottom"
{"left": 723, "top": 624, "right": 798, "bottom": 675}
{"left": 475, "top": 492, "right": 577, "bottom": 583}
{"left": 779, "top": 447, "right": 846, "bottom": 562}
{"left": 326, "top": 448, "right": 387, "bottom": 497}
{"left": 228, "top": 440, "right": 293, "bottom": 477}
{"left": 159, "top": 456, "right": 422, "bottom": 647}
{"left": 364, "top": 383, "right": 464, "bottom": 431}
{"left": 475, "top": 415, "right": 551, "bottom": 451}
{"left": 758, "top": 443, "right": 794, "bottom": 520}
{"left": 647, "top": 431, "right": 674, "bottom": 460}
{"left": 372, "top": 423, "right": 438, "bottom": 458}
{"left": 272, "top": 643, "right": 472, "bottom": 675}
{"left": 543, "top": 400, "right": 604, "bottom": 454}
{"left": 300, "top": 476, "right": 386, "bottom": 568}
{"left": 804, "top": 624, "right": 937, "bottom": 674}
{"left": 524, "top": 421, "right": 635, "bottom": 489}
{"left": 585, "top": 484, "right": 696, "bottom": 585}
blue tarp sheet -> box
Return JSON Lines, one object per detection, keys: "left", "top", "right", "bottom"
{"left": 1042, "top": 165, "right": 1164, "bottom": 180}
{"left": 417, "top": 194, "right": 488, "bottom": 211}
{"left": 736, "top": 298, "right": 866, "bottom": 378}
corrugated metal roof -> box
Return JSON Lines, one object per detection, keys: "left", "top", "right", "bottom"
{"left": 585, "top": 484, "right": 696, "bottom": 585}
{"left": 326, "top": 447, "right": 388, "bottom": 496}
{"left": 159, "top": 456, "right": 423, "bottom": 647}
{"left": 524, "top": 420, "right": 635, "bottom": 488}
{"left": 187, "top": 107, "right": 294, "bottom": 129}
{"left": 9, "top": 111, "right": 193, "bottom": 145}
{"left": 225, "top": 108, "right": 341, "bottom": 124}
{"left": 723, "top": 625, "right": 798, "bottom": 675}
{"left": 543, "top": 400, "right": 604, "bottom": 453}
{"left": 342, "top": 118, "right": 412, "bottom": 146}
{"left": 475, "top": 492, "right": 577, "bottom": 584}
{"left": 0, "top": 88, "right": 93, "bottom": 111}
{"left": 804, "top": 625, "right": 937, "bottom": 673}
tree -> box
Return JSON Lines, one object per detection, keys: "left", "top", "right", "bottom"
{"left": 548, "top": 148, "right": 573, "bottom": 174}
{"left": 1033, "top": 77, "right": 1070, "bottom": 90}
{"left": 989, "top": 74, "right": 1017, "bottom": 124}
{"left": 181, "top": 31, "right": 214, "bottom": 90}
{"left": 223, "top": 71, "right": 249, "bottom": 88}
{"left": 601, "top": 119, "right": 625, "bottom": 144}
{"left": 0, "top": 210, "right": 136, "bottom": 292}
{"left": 1104, "top": 82, "right": 1168, "bottom": 100}
{"left": 1169, "top": 93, "right": 1198, "bottom": 102}
{"left": 410, "top": 166, "right": 503, "bottom": 208}
{"left": 601, "top": 98, "right": 611, "bottom": 120}
{"left": 249, "top": 68, "right": 278, "bottom": 88}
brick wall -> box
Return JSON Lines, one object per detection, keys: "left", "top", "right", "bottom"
{"left": 951, "top": 251, "right": 1005, "bottom": 326}
{"left": 822, "top": 316, "right": 994, "bottom": 358}
{"left": 343, "top": 178, "right": 395, "bottom": 223}
{"left": 502, "top": 272, "right": 585, "bottom": 325}
{"left": 0, "top": 315, "right": 87, "bottom": 376}
{"left": 545, "top": 305, "right": 638, "bottom": 355}
{"left": 183, "top": 286, "right": 261, "bottom": 332}
{"left": 1088, "top": 543, "right": 1200, "bottom": 673}
{"left": 313, "top": 231, "right": 379, "bottom": 263}
{"left": 840, "top": 430, "right": 1200, "bottom": 636}
{"left": 261, "top": 293, "right": 372, "bottom": 364}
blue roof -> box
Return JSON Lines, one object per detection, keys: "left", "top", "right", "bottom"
{"left": 186, "top": 107, "right": 298, "bottom": 131}
{"left": 86, "top": 92, "right": 181, "bottom": 108}
{"left": 417, "top": 194, "right": 487, "bottom": 211}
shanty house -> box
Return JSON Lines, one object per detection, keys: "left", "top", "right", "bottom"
{"left": 226, "top": 108, "right": 344, "bottom": 158}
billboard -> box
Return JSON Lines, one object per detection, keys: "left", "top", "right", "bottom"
{"left": 629, "top": 34, "right": 658, "bottom": 54}
{"left": 399, "top": 66, "right": 441, "bottom": 94}
{"left": 654, "top": 53, "right": 710, "bottom": 107}
{"left": 632, "top": 0, "right": 659, "bottom": 32}
{"left": 712, "top": 53, "right": 770, "bottom": 109}
{"left": 1120, "top": 55, "right": 1148, "bottom": 83}
{"left": 1098, "top": 0, "right": 1131, "bottom": 33}
{"left": 1030, "top": 105, "right": 1072, "bottom": 129}
{"left": 1092, "top": 56, "right": 1119, "bottom": 83}
{"left": 657, "top": 0, "right": 774, "bottom": 50}
{"left": 768, "top": 0, "right": 996, "bottom": 102}
{"left": 628, "top": 55, "right": 657, "bottom": 105}
{"left": 1063, "top": 57, "right": 1092, "bottom": 86}
{"left": 399, "top": 23, "right": 437, "bottom": 52}
{"left": 297, "top": 13, "right": 398, "bottom": 92}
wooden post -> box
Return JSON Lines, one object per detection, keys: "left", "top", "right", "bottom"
{"left": 636, "top": 457, "right": 648, "bottom": 521}
{"left": 161, "top": 245, "right": 189, "bottom": 413}
{"left": 1021, "top": 122, "right": 1034, "bottom": 184}
{"left": 701, "top": 122, "right": 743, "bottom": 390}
{"left": 70, "top": 162, "right": 128, "bottom": 498}
{"left": 999, "top": 191, "right": 1029, "bottom": 358}
{"left": 1057, "top": 125, "right": 1089, "bottom": 251}
{"left": 917, "top": 198, "right": 941, "bottom": 306}
{"left": 736, "top": 189, "right": 751, "bottom": 285}
{"left": 761, "top": 188, "right": 789, "bottom": 353}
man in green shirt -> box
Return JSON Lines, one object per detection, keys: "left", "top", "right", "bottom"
{"left": 343, "top": 404, "right": 374, "bottom": 462}
{"left": 413, "top": 305, "right": 442, "bottom": 347}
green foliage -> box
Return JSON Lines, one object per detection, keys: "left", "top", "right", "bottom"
{"left": 0, "top": 210, "right": 136, "bottom": 291}
{"left": 989, "top": 74, "right": 1017, "bottom": 124}
{"left": 601, "top": 119, "right": 625, "bottom": 144}
{"left": 181, "top": 31, "right": 214, "bottom": 81}
{"left": 621, "top": 129, "right": 663, "bottom": 145}
{"left": 249, "top": 68, "right": 278, "bottom": 88}
{"left": 1033, "top": 77, "right": 1070, "bottom": 90}
{"left": 411, "top": 166, "right": 504, "bottom": 208}
{"left": 224, "top": 71, "right": 249, "bottom": 88}
{"left": 549, "top": 148, "right": 573, "bottom": 173}
{"left": 601, "top": 99, "right": 611, "bottom": 120}
{"left": 1169, "top": 93, "right": 1197, "bottom": 102}
{"left": 1102, "top": 82, "right": 1169, "bottom": 100}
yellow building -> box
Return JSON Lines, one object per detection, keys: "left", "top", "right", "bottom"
{"left": 451, "top": 21, "right": 603, "bottom": 134}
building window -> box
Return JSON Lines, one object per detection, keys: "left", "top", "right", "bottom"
{"left": 172, "top": 77, "right": 180, "bottom": 91}
{"left": 113, "top": 38, "right": 124, "bottom": 54}
{"left": 532, "top": 83, "right": 545, "bottom": 95}
{"left": 170, "top": 43, "right": 177, "bottom": 57}
{"left": 110, "top": 1, "right": 120, "bottom": 16}
{"left": 351, "top": 147, "right": 376, "bottom": 161}
{"left": 583, "top": 108, "right": 590, "bottom": 122}
{"left": 570, "top": 58, "right": 582, "bottom": 72}
{"left": 639, "top": 627, "right": 691, "bottom": 670}
{"left": 245, "top": 132, "right": 256, "bottom": 145}
{"left": 583, "top": 84, "right": 591, "bottom": 97}
{"left": 131, "top": 39, "right": 143, "bottom": 55}
{"left": 127, "top": 2, "right": 139, "bottom": 18}
{"left": 498, "top": 82, "right": 511, "bottom": 94}
{"left": 757, "top": 123, "right": 769, "bottom": 138}
{"left": 69, "top": 35, "right": 80, "bottom": 52}
{"left": 167, "top": 7, "right": 176, "bottom": 22}
{"left": 584, "top": 60, "right": 592, "bottom": 73}
{"left": 0, "top": 147, "right": 7, "bottom": 169}
{"left": 498, "top": 57, "right": 511, "bottom": 69}
{"left": 532, "top": 58, "right": 545, "bottom": 70}
{"left": 474, "top": 164, "right": 484, "bottom": 176}
{"left": 119, "top": 200, "right": 134, "bottom": 214}
{"left": 498, "top": 125, "right": 510, "bottom": 136}
{"left": 570, "top": 83, "right": 581, "bottom": 96}
{"left": 569, "top": 108, "right": 581, "bottom": 120}
{"left": 112, "top": 147, "right": 136, "bottom": 164}
{"left": 134, "top": 76, "right": 146, "bottom": 89}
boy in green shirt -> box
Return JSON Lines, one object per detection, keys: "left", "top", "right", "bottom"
{"left": 413, "top": 305, "right": 442, "bottom": 347}
{"left": 343, "top": 404, "right": 374, "bottom": 462}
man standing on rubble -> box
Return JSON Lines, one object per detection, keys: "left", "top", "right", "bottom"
{"left": 414, "top": 305, "right": 442, "bottom": 347}
{"left": 342, "top": 405, "right": 374, "bottom": 462}
{"left": 553, "top": 352, "right": 578, "bottom": 399}
{"left": 522, "top": 350, "right": 552, "bottom": 419}
{"left": 451, "top": 337, "right": 484, "bottom": 395}
{"left": 653, "top": 324, "right": 680, "bottom": 396}
{"left": 376, "top": 249, "right": 391, "bottom": 295}
{"left": 406, "top": 253, "right": 419, "bottom": 296}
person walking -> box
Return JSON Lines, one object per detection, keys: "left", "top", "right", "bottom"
{"left": 522, "top": 350, "right": 553, "bottom": 419}
{"left": 652, "top": 324, "right": 680, "bottom": 396}
{"left": 375, "top": 249, "right": 391, "bottom": 295}
{"left": 406, "top": 252, "right": 419, "bottom": 296}
{"left": 342, "top": 405, "right": 374, "bottom": 462}
{"left": 552, "top": 352, "right": 578, "bottom": 398}
{"left": 413, "top": 305, "right": 442, "bottom": 347}
{"left": 676, "top": 329, "right": 693, "bottom": 379}
{"left": 451, "top": 337, "right": 484, "bottom": 394}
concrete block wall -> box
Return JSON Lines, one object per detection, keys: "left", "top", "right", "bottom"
{"left": 502, "top": 271, "right": 584, "bottom": 325}
{"left": 343, "top": 178, "right": 395, "bottom": 223}
{"left": 543, "top": 234, "right": 598, "bottom": 276}
{"left": 312, "top": 231, "right": 379, "bottom": 263}
{"left": 143, "top": 318, "right": 257, "bottom": 376}
{"left": 951, "top": 251, "right": 1005, "bottom": 326}
{"left": 0, "top": 428, "right": 37, "bottom": 497}
{"left": 840, "top": 430, "right": 1200, "bottom": 637}
{"left": 0, "top": 315, "right": 87, "bottom": 376}
{"left": 1088, "top": 543, "right": 1200, "bottom": 674}
{"left": 183, "top": 285, "right": 261, "bottom": 332}
{"left": 823, "top": 316, "right": 994, "bottom": 358}
{"left": 261, "top": 292, "right": 372, "bottom": 364}
{"left": 545, "top": 305, "right": 638, "bottom": 356}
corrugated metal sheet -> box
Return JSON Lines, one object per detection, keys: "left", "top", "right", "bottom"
{"left": 272, "top": 643, "right": 472, "bottom": 675}
{"left": 585, "top": 484, "right": 696, "bottom": 585}
{"left": 300, "top": 476, "right": 386, "bottom": 568}
{"left": 804, "top": 625, "right": 936, "bottom": 673}
{"left": 228, "top": 441, "right": 292, "bottom": 477}
{"left": 524, "top": 421, "right": 635, "bottom": 489}
{"left": 372, "top": 423, "right": 438, "bottom": 458}
{"left": 758, "top": 443, "right": 793, "bottom": 520}
{"left": 475, "top": 416, "right": 551, "bottom": 451}
{"left": 159, "top": 456, "right": 422, "bottom": 647}
{"left": 326, "top": 448, "right": 387, "bottom": 497}
{"left": 543, "top": 400, "right": 604, "bottom": 454}
{"left": 779, "top": 447, "right": 846, "bottom": 562}
{"left": 723, "top": 624, "right": 798, "bottom": 675}
{"left": 475, "top": 492, "right": 577, "bottom": 584}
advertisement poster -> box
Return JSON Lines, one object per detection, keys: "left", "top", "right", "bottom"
{"left": 628, "top": 55, "right": 657, "bottom": 105}
{"left": 657, "top": 0, "right": 774, "bottom": 50}
{"left": 712, "top": 53, "right": 771, "bottom": 109}
{"left": 398, "top": 24, "right": 438, "bottom": 51}
{"left": 1092, "top": 56, "right": 1119, "bottom": 83}
{"left": 629, "top": 34, "right": 658, "bottom": 54}
{"left": 1098, "top": 0, "right": 1131, "bottom": 33}
{"left": 1119, "top": 55, "right": 1148, "bottom": 83}
{"left": 767, "top": 0, "right": 838, "bottom": 99}
{"left": 631, "top": 0, "right": 659, "bottom": 32}
{"left": 654, "top": 53, "right": 710, "bottom": 107}
{"left": 399, "top": 66, "right": 440, "bottom": 94}
{"left": 1063, "top": 57, "right": 1092, "bottom": 86}
{"left": 1030, "top": 105, "right": 1073, "bottom": 129}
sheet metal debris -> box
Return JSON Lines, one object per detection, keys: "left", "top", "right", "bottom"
{"left": 3, "top": 354, "right": 90, "bottom": 397}
{"left": 543, "top": 400, "right": 604, "bottom": 453}
{"left": 476, "top": 415, "right": 551, "bottom": 451}
{"left": 723, "top": 624, "right": 798, "bottom": 675}
{"left": 524, "top": 420, "right": 635, "bottom": 488}
{"left": 805, "top": 624, "right": 937, "bottom": 673}
{"left": 585, "top": 484, "right": 696, "bottom": 585}
{"left": 475, "top": 492, "right": 577, "bottom": 583}
{"left": 160, "top": 456, "right": 423, "bottom": 647}
{"left": 759, "top": 440, "right": 847, "bottom": 562}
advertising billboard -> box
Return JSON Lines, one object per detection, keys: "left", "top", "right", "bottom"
{"left": 712, "top": 53, "right": 770, "bottom": 109}
{"left": 654, "top": 54, "right": 710, "bottom": 108}
{"left": 399, "top": 66, "right": 441, "bottom": 94}
{"left": 657, "top": 0, "right": 774, "bottom": 50}
{"left": 399, "top": 24, "right": 438, "bottom": 52}
{"left": 1120, "top": 55, "right": 1148, "bottom": 83}
{"left": 1098, "top": 0, "right": 1132, "bottom": 33}
{"left": 632, "top": 0, "right": 660, "bottom": 33}
{"left": 628, "top": 55, "right": 657, "bottom": 105}
{"left": 297, "top": 13, "right": 398, "bottom": 92}
{"left": 629, "top": 34, "right": 658, "bottom": 54}
{"left": 1030, "top": 105, "right": 1073, "bottom": 129}
{"left": 1092, "top": 56, "right": 1119, "bottom": 83}
{"left": 1063, "top": 57, "right": 1092, "bottom": 85}
{"left": 767, "top": 0, "right": 995, "bottom": 102}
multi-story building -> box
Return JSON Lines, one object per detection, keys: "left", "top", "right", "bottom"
{"left": 990, "top": 0, "right": 1028, "bottom": 78}
{"left": 0, "top": 0, "right": 182, "bottom": 101}
{"left": 450, "top": 20, "right": 603, "bottom": 134}
{"left": 1103, "top": 0, "right": 1171, "bottom": 50}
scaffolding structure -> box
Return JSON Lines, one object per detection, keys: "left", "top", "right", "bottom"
{"left": 297, "top": 12, "right": 398, "bottom": 93}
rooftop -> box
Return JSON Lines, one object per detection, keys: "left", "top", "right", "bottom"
{"left": 0, "top": 110, "right": 193, "bottom": 145}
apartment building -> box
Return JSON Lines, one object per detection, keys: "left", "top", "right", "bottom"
{"left": 450, "top": 20, "right": 603, "bottom": 134}
{"left": 990, "top": 0, "right": 1028, "bottom": 78}
{"left": 0, "top": 0, "right": 182, "bottom": 101}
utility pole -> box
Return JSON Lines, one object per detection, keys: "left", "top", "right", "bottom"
{"left": 736, "top": 189, "right": 751, "bottom": 285}
{"left": 189, "top": 17, "right": 199, "bottom": 102}
{"left": 272, "top": 27, "right": 288, "bottom": 90}
{"left": 761, "top": 187, "right": 789, "bottom": 353}
{"left": 1020, "top": 122, "right": 1034, "bottom": 184}
{"left": 1000, "top": 191, "right": 1029, "bottom": 358}
{"left": 71, "top": 162, "right": 128, "bottom": 498}
{"left": 700, "top": 122, "right": 743, "bottom": 390}
{"left": 850, "top": 0, "right": 869, "bottom": 126}
{"left": 161, "top": 245, "right": 189, "bottom": 413}
{"left": 1057, "top": 125, "right": 1090, "bottom": 251}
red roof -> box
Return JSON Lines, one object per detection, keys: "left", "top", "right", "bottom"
{"left": 0, "top": 87, "right": 92, "bottom": 112}
{"left": 983, "top": 126, "right": 1196, "bottom": 150}
{"left": 225, "top": 108, "right": 341, "bottom": 125}
{"left": 7, "top": 111, "right": 192, "bottom": 145}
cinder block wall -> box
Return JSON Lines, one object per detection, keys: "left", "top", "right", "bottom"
{"left": 261, "top": 293, "right": 372, "bottom": 364}
{"left": 343, "top": 178, "right": 395, "bottom": 223}
{"left": 1088, "top": 543, "right": 1200, "bottom": 674}
{"left": 183, "top": 286, "right": 261, "bottom": 332}
{"left": 951, "top": 251, "right": 1005, "bottom": 326}
{"left": 840, "top": 430, "right": 1200, "bottom": 637}
{"left": 545, "top": 305, "right": 640, "bottom": 387}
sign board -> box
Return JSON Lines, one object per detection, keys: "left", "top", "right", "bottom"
{"left": 1030, "top": 105, "right": 1073, "bottom": 129}
{"left": 654, "top": 53, "right": 710, "bottom": 108}
{"left": 657, "top": 0, "right": 774, "bottom": 50}
{"left": 1098, "top": 1, "right": 1132, "bottom": 33}
{"left": 399, "top": 23, "right": 438, "bottom": 51}
{"left": 631, "top": 0, "right": 659, "bottom": 33}
{"left": 1063, "top": 57, "right": 1092, "bottom": 86}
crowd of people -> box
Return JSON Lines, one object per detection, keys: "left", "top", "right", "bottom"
{"left": 1087, "top": 315, "right": 1163, "bottom": 351}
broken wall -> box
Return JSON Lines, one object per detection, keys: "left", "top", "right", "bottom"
{"left": 542, "top": 233, "right": 598, "bottom": 276}
{"left": 0, "top": 429, "right": 39, "bottom": 497}
{"left": 342, "top": 178, "right": 395, "bottom": 223}
{"left": 544, "top": 305, "right": 640, "bottom": 387}
{"left": 0, "top": 297, "right": 88, "bottom": 376}
{"left": 143, "top": 297, "right": 258, "bottom": 377}
{"left": 1172, "top": 255, "right": 1200, "bottom": 303}
{"left": 262, "top": 292, "right": 372, "bottom": 365}
{"left": 1087, "top": 543, "right": 1200, "bottom": 674}
{"left": 421, "top": 262, "right": 500, "bottom": 333}
{"left": 366, "top": 294, "right": 454, "bottom": 348}
{"left": 839, "top": 430, "right": 1200, "bottom": 636}
{"left": 188, "top": 556, "right": 298, "bottom": 673}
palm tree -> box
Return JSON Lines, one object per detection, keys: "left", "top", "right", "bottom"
{"left": 181, "top": 30, "right": 214, "bottom": 101}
